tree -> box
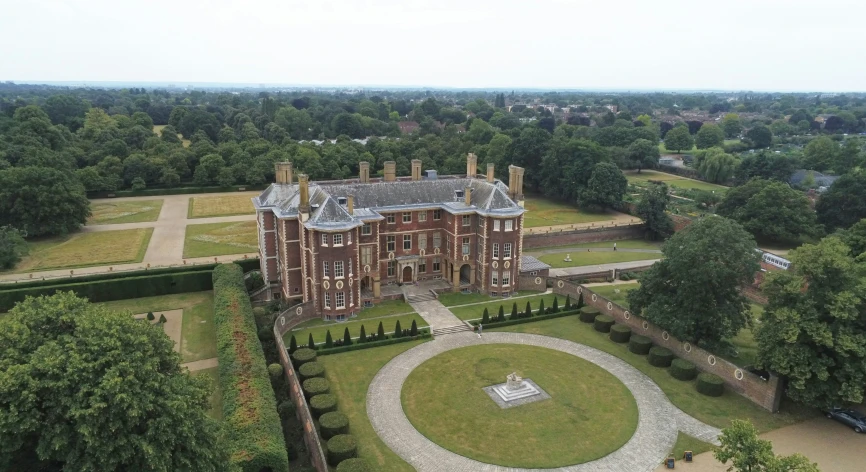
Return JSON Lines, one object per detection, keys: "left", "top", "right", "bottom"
{"left": 158, "top": 314, "right": 167, "bottom": 323}
{"left": 482, "top": 308, "right": 490, "bottom": 324}
{"left": 0, "top": 226, "right": 28, "bottom": 270}
{"left": 497, "top": 305, "right": 505, "bottom": 322}
{"left": 552, "top": 297, "right": 559, "bottom": 313}
{"left": 289, "top": 335, "right": 298, "bottom": 353}
{"left": 716, "top": 179, "right": 818, "bottom": 243}
{"left": 146, "top": 311, "right": 155, "bottom": 321}
{"left": 343, "top": 327, "right": 352, "bottom": 345}
{"left": 576, "top": 292, "right": 584, "bottom": 308}
{"left": 510, "top": 302, "right": 518, "bottom": 320}
{"left": 721, "top": 113, "right": 742, "bottom": 138}
{"left": 377, "top": 321, "right": 385, "bottom": 340}
{"left": 582, "top": 162, "right": 627, "bottom": 209}
{"left": 837, "top": 218, "right": 866, "bottom": 257}
{"left": 626, "top": 216, "right": 760, "bottom": 346}
{"left": 0, "top": 167, "right": 90, "bottom": 237}
{"left": 394, "top": 320, "right": 402, "bottom": 338}
{"left": 715, "top": 420, "right": 819, "bottom": 472}
{"left": 695, "top": 123, "right": 725, "bottom": 149}
{"left": 746, "top": 124, "right": 773, "bottom": 149}
{"left": 627, "top": 138, "right": 660, "bottom": 173}
{"left": 524, "top": 301, "right": 532, "bottom": 318}
{"left": 815, "top": 171, "right": 866, "bottom": 231}
{"left": 0, "top": 292, "right": 227, "bottom": 472}
{"left": 696, "top": 148, "right": 739, "bottom": 183}
{"left": 308, "top": 333, "right": 315, "bottom": 349}
{"left": 663, "top": 125, "right": 693, "bottom": 153}
{"left": 757, "top": 237, "right": 866, "bottom": 408}
{"left": 565, "top": 295, "right": 571, "bottom": 309}
{"left": 735, "top": 151, "right": 797, "bottom": 184}
{"left": 359, "top": 325, "right": 367, "bottom": 343}
{"left": 410, "top": 320, "right": 418, "bottom": 336}
{"left": 803, "top": 136, "right": 838, "bottom": 172}
{"left": 325, "top": 330, "right": 333, "bottom": 348}
{"left": 636, "top": 183, "right": 674, "bottom": 240}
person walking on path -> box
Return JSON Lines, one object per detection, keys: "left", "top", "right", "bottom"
{"left": 477, "top": 323, "right": 483, "bottom": 338}
{"left": 613, "top": 242, "right": 617, "bottom": 251}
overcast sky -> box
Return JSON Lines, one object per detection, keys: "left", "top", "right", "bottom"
{"left": 1, "top": 0, "right": 864, "bottom": 91}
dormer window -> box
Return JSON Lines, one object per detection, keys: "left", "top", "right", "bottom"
{"left": 337, "top": 197, "right": 348, "bottom": 206}
{"left": 455, "top": 190, "right": 464, "bottom": 200}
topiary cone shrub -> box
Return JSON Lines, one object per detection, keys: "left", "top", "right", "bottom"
{"left": 319, "top": 411, "right": 350, "bottom": 439}
{"left": 609, "top": 324, "right": 631, "bottom": 343}
{"left": 299, "top": 361, "right": 325, "bottom": 381}
{"left": 292, "top": 347, "right": 317, "bottom": 369}
{"left": 696, "top": 373, "right": 724, "bottom": 397}
{"left": 593, "top": 315, "right": 615, "bottom": 333}
{"left": 327, "top": 434, "right": 358, "bottom": 466}
{"left": 628, "top": 335, "right": 652, "bottom": 355}
{"left": 648, "top": 346, "right": 674, "bottom": 367}
{"left": 303, "top": 377, "right": 330, "bottom": 400}
{"left": 669, "top": 359, "right": 698, "bottom": 381}
{"left": 309, "top": 393, "right": 337, "bottom": 418}
{"left": 336, "top": 457, "right": 371, "bottom": 472}
{"left": 579, "top": 306, "right": 600, "bottom": 323}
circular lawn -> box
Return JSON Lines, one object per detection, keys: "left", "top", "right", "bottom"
{"left": 400, "top": 344, "right": 638, "bottom": 468}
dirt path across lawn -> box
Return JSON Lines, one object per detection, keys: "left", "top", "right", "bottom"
{"left": 133, "top": 309, "right": 183, "bottom": 352}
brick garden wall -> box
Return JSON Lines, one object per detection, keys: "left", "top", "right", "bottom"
{"left": 519, "top": 275, "right": 784, "bottom": 412}
{"left": 523, "top": 224, "right": 645, "bottom": 249}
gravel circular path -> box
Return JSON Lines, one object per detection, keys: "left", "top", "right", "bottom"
{"left": 367, "top": 332, "right": 721, "bottom": 472}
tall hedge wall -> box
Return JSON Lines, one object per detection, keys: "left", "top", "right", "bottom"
{"left": 213, "top": 263, "right": 288, "bottom": 472}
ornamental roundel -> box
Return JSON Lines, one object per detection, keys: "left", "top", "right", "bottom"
{"left": 364, "top": 265, "right": 371, "bottom": 273}
{"left": 735, "top": 369, "right": 744, "bottom": 381}
{"left": 642, "top": 321, "right": 649, "bottom": 330}
{"left": 557, "top": 280, "right": 564, "bottom": 288}
{"left": 462, "top": 255, "right": 469, "bottom": 261}
{"left": 662, "top": 331, "right": 670, "bottom": 341}
{"left": 591, "top": 293, "right": 597, "bottom": 302}
{"left": 607, "top": 301, "right": 613, "bottom": 311}
{"left": 534, "top": 277, "right": 542, "bottom": 285}
{"left": 389, "top": 252, "right": 395, "bottom": 260}
{"left": 504, "top": 260, "right": 510, "bottom": 269}
{"left": 683, "top": 342, "right": 692, "bottom": 353}
{"left": 348, "top": 277, "right": 353, "bottom": 286}
{"left": 623, "top": 310, "right": 631, "bottom": 319}
{"left": 434, "top": 247, "right": 440, "bottom": 255}
{"left": 419, "top": 249, "right": 425, "bottom": 256}
{"left": 279, "top": 316, "right": 286, "bottom": 326}
{"left": 336, "top": 280, "right": 344, "bottom": 290}
{"left": 296, "top": 306, "right": 303, "bottom": 316}
{"left": 577, "top": 286, "right": 583, "bottom": 294}
{"left": 322, "top": 280, "right": 330, "bottom": 290}
{"left": 707, "top": 355, "right": 717, "bottom": 366}
{"left": 492, "top": 261, "right": 498, "bottom": 269}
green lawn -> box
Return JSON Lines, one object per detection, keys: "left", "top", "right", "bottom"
{"left": 319, "top": 341, "right": 426, "bottom": 472}
{"left": 448, "top": 293, "right": 562, "bottom": 321}
{"left": 523, "top": 195, "right": 616, "bottom": 228}
{"left": 538, "top": 251, "right": 660, "bottom": 268}
{"left": 402, "top": 344, "right": 638, "bottom": 468}
{"left": 191, "top": 366, "right": 223, "bottom": 421}
{"left": 7, "top": 229, "right": 153, "bottom": 273}
{"left": 284, "top": 313, "right": 428, "bottom": 346}
{"left": 188, "top": 195, "right": 255, "bottom": 218}
{"left": 97, "top": 291, "right": 216, "bottom": 363}
{"left": 528, "top": 239, "right": 662, "bottom": 252}
{"left": 588, "top": 282, "right": 640, "bottom": 309}
{"left": 183, "top": 221, "right": 257, "bottom": 258}
{"left": 725, "top": 304, "right": 764, "bottom": 368}
{"left": 670, "top": 432, "right": 714, "bottom": 460}
{"left": 495, "top": 317, "right": 816, "bottom": 432}
{"left": 88, "top": 199, "right": 164, "bottom": 225}
{"left": 437, "top": 289, "right": 544, "bottom": 307}
{"left": 290, "top": 299, "right": 415, "bottom": 330}
{"left": 625, "top": 170, "right": 729, "bottom": 193}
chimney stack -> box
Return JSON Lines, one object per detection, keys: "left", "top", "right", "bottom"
{"left": 359, "top": 161, "right": 370, "bottom": 184}
{"left": 298, "top": 173, "right": 310, "bottom": 217}
{"left": 486, "top": 163, "right": 495, "bottom": 183}
{"left": 411, "top": 159, "right": 422, "bottom": 181}
{"left": 508, "top": 165, "right": 525, "bottom": 202}
{"left": 384, "top": 161, "right": 396, "bottom": 182}
{"left": 275, "top": 162, "right": 293, "bottom": 184}
{"left": 464, "top": 186, "right": 472, "bottom": 206}
{"left": 347, "top": 194, "right": 354, "bottom": 215}
{"left": 466, "top": 153, "right": 477, "bottom": 178}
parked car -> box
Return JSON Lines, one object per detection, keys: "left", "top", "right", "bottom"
{"left": 825, "top": 408, "right": 866, "bottom": 433}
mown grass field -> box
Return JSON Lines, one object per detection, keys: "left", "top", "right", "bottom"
{"left": 523, "top": 195, "right": 619, "bottom": 228}
{"left": 625, "top": 170, "right": 729, "bottom": 193}
{"left": 188, "top": 195, "right": 256, "bottom": 218}
{"left": 402, "top": 344, "right": 638, "bottom": 468}
{"left": 538, "top": 250, "right": 660, "bottom": 268}
{"left": 437, "top": 289, "right": 545, "bottom": 307}
{"left": 528, "top": 239, "right": 662, "bottom": 252}
{"left": 448, "top": 293, "right": 563, "bottom": 321}
{"left": 8, "top": 228, "right": 153, "bottom": 273}
{"left": 290, "top": 299, "right": 415, "bottom": 330}
{"left": 183, "top": 221, "right": 257, "bottom": 258}
{"left": 588, "top": 282, "right": 639, "bottom": 308}
{"left": 88, "top": 199, "right": 164, "bottom": 225}
{"left": 284, "top": 313, "right": 428, "bottom": 346}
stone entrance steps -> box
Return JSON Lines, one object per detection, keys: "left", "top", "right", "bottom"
{"left": 432, "top": 324, "right": 472, "bottom": 336}
{"left": 405, "top": 292, "right": 437, "bottom": 303}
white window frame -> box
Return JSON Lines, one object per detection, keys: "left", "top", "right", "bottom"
{"left": 323, "top": 261, "right": 329, "bottom": 277}
{"left": 492, "top": 243, "right": 499, "bottom": 258}
{"left": 433, "top": 232, "right": 441, "bottom": 248}
{"left": 505, "top": 220, "right": 513, "bottom": 231}
{"left": 493, "top": 219, "right": 501, "bottom": 231}
{"left": 462, "top": 215, "right": 471, "bottom": 226}
{"left": 502, "top": 271, "right": 510, "bottom": 286}
{"left": 387, "top": 235, "right": 395, "bottom": 252}
{"left": 387, "top": 214, "right": 395, "bottom": 224}
{"left": 403, "top": 212, "right": 412, "bottom": 223}
{"left": 432, "top": 257, "right": 441, "bottom": 272}
{"left": 418, "top": 233, "right": 427, "bottom": 250}
{"left": 324, "top": 292, "right": 331, "bottom": 309}
{"left": 334, "top": 261, "right": 344, "bottom": 278}
{"left": 433, "top": 209, "right": 441, "bottom": 220}
{"left": 361, "top": 246, "right": 372, "bottom": 266}
{"left": 321, "top": 233, "right": 328, "bottom": 246}
{"left": 503, "top": 243, "right": 512, "bottom": 259}
{"left": 419, "top": 211, "right": 427, "bottom": 222}
{"left": 387, "top": 260, "right": 396, "bottom": 277}
{"left": 333, "top": 233, "right": 343, "bottom": 246}
{"left": 403, "top": 234, "right": 412, "bottom": 250}
{"left": 491, "top": 271, "right": 499, "bottom": 286}
{"left": 462, "top": 237, "right": 470, "bottom": 255}
{"left": 336, "top": 292, "right": 345, "bottom": 309}
{"left": 362, "top": 223, "right": 372, "bottom": 235}
{"left": 419, "top": 260, "right": 426, "bottom": 273}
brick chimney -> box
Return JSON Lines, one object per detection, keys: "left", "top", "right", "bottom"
{"left": 384, "top": 161, "right": 396, "bottom": 182}
{"left": 508, "top": 165, "right": 525, "bottom": 202}
{"left": 347, "top": 194, "right": 354, "bottom": 215}
{"left": 359, "top": 161, "right": 370, "bottom": 184}
{"left": 411, "top": 159, "right": 422, "bottom": 181}
{"left": 466, "top": 153, "right": 477, "bottom": 178}
{"left": 298, "top": 173, "right": 310, "bottom": 218}
{"left": 486, "top": 163, "right": 495, "bottom": 183}
{"left": 464, "top": 186, "right": 472, "bottom": 206}
{"left": 275, "top": 162, "right": 293, "bottom": 184}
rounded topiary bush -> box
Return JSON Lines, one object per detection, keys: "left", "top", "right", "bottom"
{"left": 327, "top": 434, "right": 358, "bottom": 466}
{"left": 579, "top": 306, "right": 600, "bottom": 323}
{"left": 292, "top": 347, "right": 317, "bottom": 368}
{"left": 299, "top": 361, "right": 325, "bottom": 381}
{"left": 303, "top": 377, "right": 330, "bottom": 400}
{"left": 309, "top": 393, "right": 337, "bottom": 418}
{"left": 593, "top": 315, "right": 615, "bottom": 333}
{"left": 278, "top": 400, "right": 296, "bottom": 417}
{"left": 336, "top": 458, "right": 371, "bottom": 472}
{"left": 648, "top": 346, "right": 674, "bottom": 367}
{"left": 696, "top": 373, "right": 724, "bottom": 397}
{"left": 267, "top": 363, "right": 283, "bottom": 380}
{"left": 319, "top": 411, "right": 350, "bottom": 439}
{"left": 609, "top": 324, "right": 631, "bottom": 343}
{"left": 669, "top": 359, "right": 698, "bottom": 381}
{"left": 628, "top": 335, "right": 652, "bottom": 355}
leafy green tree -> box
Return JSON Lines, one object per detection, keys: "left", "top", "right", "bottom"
{"left": 394, "top": 320, "right": 402, "bottom": 338}
{"left": 757, "top": 237, "right": 866, "bottom": 408}
{"left": 663, "top": 125, "right": 693, "bottom": 153}
{"left": 410, "top": 320, "right": 418, "bottom": 336}
{"left": 837, "top": 139, "right": 863, "bottom": 174}
{"left": 482, "top": 308, "right": 490, "bottom": 324}
{"left": 308, "top": 333, "right": 315, "bottom": 349}
{"left": 497, "top": 305, "right": 505, "bottom": 322}
{"left": 627, "top": 138, "right": 659, "bottom": 173}
{"left": 636, "top": 114, "right": 652, "bottom": 127}
{"left": 510, "top": 303, "right": 518, "bottom": 320}
{"left": 343, "top": 327, "right": 352, "bottom": 345}
{"left": 734, "top": 151, "right": 797, "bottom": 184}
{"left": 837, "top": 218, "right": 866, "bottom": 256}
{"left": 289, "top": 335, "right": 298, "bottom": 353}
{"left": 0, "top": 292, "right": 227, "bottom": 472}
{"left": 636, "top": 183, "right": 674, "bottom": 240}
{"left": 716, "top": 179, "right": 818, "bottom": 243}
{"left": 525, "top": 301, "right": 532, "bottom": 318}
{"left": 721, "top": 113, "right": 742, "bottom": 138}
{"left": 325, "top": 330, "right": 333, "bottom": 348}
{"left": 377, "top": 321, "right": 385, "bottom": 340}
{"left": 746, "top": 124, "right": 773, "bottom": 149}
{"left": 582, "top": 162, "right": 627, "bottom": 209}
{"left": 695, "top": 124, "right": 725, "bottom": 149}
{"left": 715, "top": 420, "right": 819, "bottom": 472}
{"left": 0, "top": 226, "right": 28, "bottom": 270}
{"left": 815, "top": 171, "right": 866, "bottom": 231}
{"left": 0, "top": 167, "right": 90, "bottom": 237}
{"left": 696, "top": 147, "right": 739, "bottom": 183}
{"left": 359, "top": 325, "right": 367, "bottom": 343}
{"left": 627, "top": 216, "right": 760, "bottom": 346}
{"left": 803, "top": 136, "right": 838, "bottom": 172}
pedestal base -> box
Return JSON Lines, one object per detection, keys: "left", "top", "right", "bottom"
{"left": 483, "top": 379, "right": 550, "bottom": 409}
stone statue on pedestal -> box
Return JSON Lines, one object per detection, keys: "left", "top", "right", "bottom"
{"left": 506, "top": 372, "right": 524, "bottom": 391}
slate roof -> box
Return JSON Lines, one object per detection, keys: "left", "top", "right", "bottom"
{"left": 789, "top": 169, "right": 839, "bottom": 188}
{"left": 520, "top": 255, "right": 551, "bottom": 273}
{"left": 253, "top": 175, "right": 524, "bottom": 231}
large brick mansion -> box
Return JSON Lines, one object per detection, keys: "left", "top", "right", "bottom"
{"left": 253, "top": 154, "right": 526, "bottom": 319}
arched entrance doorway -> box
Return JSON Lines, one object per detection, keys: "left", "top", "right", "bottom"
{"left": 403, "top": 266, "right": 413, "bottom": 283}
{"left": 459, "top": 264, "right": 471, "bottom": 285}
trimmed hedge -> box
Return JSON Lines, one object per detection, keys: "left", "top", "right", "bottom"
{"left": 670, "top": 359, "right": 698, "bottom": 381}
{"left": 579, "top": 306, "right": 600, "bottom": 323}
{"left": 291, "top": 348, "right": 317, "bottom": 368}
{"left": 317, "top": 332, "right": 432, "bottom": 356}
{"left": 648, "top": 346, "right": 674, "bottom": 367}
{"left": 593, "top": 315, "right": 615, "bottom": 333}
{"left": 470, "top": 309, "right": 579, "bottom": 329}
{"left": 303, "top": 377, "right": 330, "bottom": 399}
{"left": 628, "top": 335, "right": 653, "bottom": 355}
{"left": 212, "top": 263, "right": 288, "bottom": 472}
{"left": 610, "top": 324, "right": 631, "bottom": 343}
{"left": 319, "top": 411, "right": 350, "bottom": 439}
{"left": 309, "top": 394, "right": 337, "bottom": 418}
{"left": 87, "top": 184, "right": 268, "bottom": 198}
{"left": 298, "top": 361, "right": 325, "bottom": 381}
{"left": 696, "top": 373, "right": 725, "bottom": 397}
{"left": 336, "top": 458, "right": 372, "bottom": 472}
{"left": 327, "top": 435, "right": 358, "bottom": 466}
